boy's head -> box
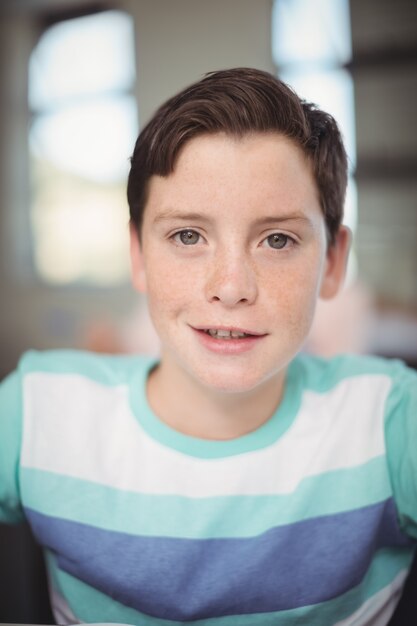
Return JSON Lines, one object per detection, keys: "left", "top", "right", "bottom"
{"left": 127, "top": 68, "right": 351, "bottom": 396}
{"left": 128, "top": 67, "right": 348, "bottom": 244}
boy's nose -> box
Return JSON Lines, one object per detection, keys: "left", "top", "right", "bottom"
{"left": 204, "top": 253, "right": 258, "bottom": 307}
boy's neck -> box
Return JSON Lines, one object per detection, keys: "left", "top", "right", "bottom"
{"left": 146, "top": 357, "right": 287, "bottom": 441}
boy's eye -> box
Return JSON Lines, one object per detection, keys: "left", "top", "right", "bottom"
{"left": 174, "top": 229, "right": 201, "bottom": 245}
{"left": 265, "top": 233, "right": 290, "bottom": 249}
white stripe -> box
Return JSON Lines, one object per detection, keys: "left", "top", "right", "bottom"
{"left": 21, "top": 372, "right": 391, "bottom": 497}
{"left": 333, "top": 569, "right": 407, "bottom": 625}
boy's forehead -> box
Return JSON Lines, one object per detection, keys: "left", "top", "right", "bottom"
{"left": 171, "top": 131, "right": 309, "bottom": 171}
{"left": 144, "top": 132, "right": 321, "bottom": 222}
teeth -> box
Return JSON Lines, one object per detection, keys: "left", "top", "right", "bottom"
{"left": 231, "top": 330, "right": 246, "bottom": 338}
{"left": 206, "top": 329, "right": 248, "bottom": 339}
{"left": 216, "top": 329, "right": 232, "bottom": 338}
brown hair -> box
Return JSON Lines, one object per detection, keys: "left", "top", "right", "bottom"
{"left": 127, "top": 67, "right": 348, "bottom": 244}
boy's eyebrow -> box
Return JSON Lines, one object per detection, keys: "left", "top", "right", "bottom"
{"left": 153, "top": 210, "right": 212, "bottom": 224}
{"left": 153, "top": 209, "right": 314, "bottom": 226}
{"left": 251, "top": 213, "right": 314, "bottom": 227}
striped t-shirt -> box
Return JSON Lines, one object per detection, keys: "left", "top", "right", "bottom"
{"left": 0, "top": 349, "right": 416, "bottom": 625}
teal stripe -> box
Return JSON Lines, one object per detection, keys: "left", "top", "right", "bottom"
{"left": 20, "top": 350, "right": 407, "bottom": 460}
{"left": 297, "top": 352, "right": 404, "bottom": 393}
{"left": 46, "top": 547, "right": 413, "bottom": 626}
{"left": 0, "top": 371, "right": 25, "bottom": 523}
{"left": 21, "top": 457, "right": 392, "bottom": 539}
{"left": 20, "top": 349, "right": 407, "bottom": 460}
{"left": 20, "top": 349, "right": 156, "bottom": 387}
{"left": 383, "top": 365, "right": 417, "bottom": 538}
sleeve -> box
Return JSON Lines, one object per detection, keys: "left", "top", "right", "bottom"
{"left": 0, "top": 369, "right": 25, "bottom": 523}
{"left": 384, "top": 361, "right": 417, "bottom": 539}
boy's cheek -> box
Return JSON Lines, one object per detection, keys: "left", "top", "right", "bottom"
{"left": 145, "top": 255, "right": 205, "bottom": 297}
{"left": 145, "top": 271, "right": 191, "bottom": 318}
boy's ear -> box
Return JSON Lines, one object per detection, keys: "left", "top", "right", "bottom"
{"left": 319, "top": 225, "right": 352, "bottom": 300}
{"left": 129, "top": 222, "right": 147, "bottom": 293}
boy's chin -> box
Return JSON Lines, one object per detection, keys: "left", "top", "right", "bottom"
{"left": 192, "top": 366, "right": 281, "bottom": 396}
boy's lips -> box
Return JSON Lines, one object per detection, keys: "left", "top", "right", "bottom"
{"left": 190, "top": 325, "right": 267, "bottom": 354}
{"left": 192, "top": 325, "right": 267, "bottom": 337}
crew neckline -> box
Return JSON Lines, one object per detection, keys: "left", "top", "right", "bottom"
{"left": 128, "top": 357, "right": 304, "bottom": 459}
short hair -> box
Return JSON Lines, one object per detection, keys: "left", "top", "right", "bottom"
{"left": 127, "top": 67, "right": 348, "bottom": 244}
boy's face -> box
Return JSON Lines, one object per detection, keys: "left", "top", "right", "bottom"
{"left": 131, "top": 132, "right": 350, "bottom": 394}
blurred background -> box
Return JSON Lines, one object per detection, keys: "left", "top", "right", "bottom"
{"left": 0, "top": 0, "right": 416, "bottom": 381}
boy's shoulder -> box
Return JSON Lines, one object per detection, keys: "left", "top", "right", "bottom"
{"left": 293, "top": 351, "right": 416, "bottom": 395}
{"left": 17, "top": 348, "right": 155, "bottom": 386}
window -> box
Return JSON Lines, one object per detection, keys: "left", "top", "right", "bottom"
{"left": 272, "top": 0, "right": 357, "bottom": 239}
{"left": 29, "top": 9, "right": 138, "bottom": 285}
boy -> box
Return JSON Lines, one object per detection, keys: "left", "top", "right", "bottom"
{"left": 1, "top": 68, "right": 416, "bottom": 625}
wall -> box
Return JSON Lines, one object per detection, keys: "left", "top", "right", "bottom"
{"left": 350, "top": 0, "right": 417, "bottom": 309}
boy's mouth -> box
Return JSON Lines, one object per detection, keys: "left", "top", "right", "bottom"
{"left": 191, "top": 326, "right": 267, "bottom": 354}
{"left": 203, "top": 329, "right": 252, "bottom": 339}
{"left": 194, "top": 327, "right": 265, "bottom": 340}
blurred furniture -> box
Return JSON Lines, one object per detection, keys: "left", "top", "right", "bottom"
{"left": 0, "top": 522, "right": 54, "bottom": 623}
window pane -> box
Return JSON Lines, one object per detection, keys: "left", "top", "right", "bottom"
{"left": 30, "top": 172, "right": 130, "bottom": 285}
{"left": 28, "top": 10, "right": 138, "bottom": 286}
{"left": 29, "top": 10, "right": 136, "bottom": 110}
{"left": 272, "top": 0, "right": 352, "bottom": 67}
{"left": 30, "top": 96, "right": 137, "bottom": 183}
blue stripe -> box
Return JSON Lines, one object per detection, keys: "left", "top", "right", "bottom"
{"left": 20, "top": 459, "right": 393, "bottom": 539}
{"left": 25, "top": 499, "right": 413, "bottom": 621}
